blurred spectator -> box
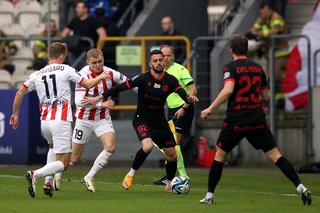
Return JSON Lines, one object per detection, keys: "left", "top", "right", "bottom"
{"left": 156, "top": 16, "right": 186, "bottom": 64}
{"left": 0, "top": 30, "right": 17, "bottom": 75}
{"left": 247, "top": 2, "right": 288, "bottom": 86}
{"left": 279, "top": 6, "right": 320, "bottom": 111}
{"left": 264, "top": 0, "right": 288, "bottom": 18}
{"left": 31, "top": 19, "right": 60, "bottom": 70}
{"left": 61, "top": 0, "right": 106, "bottom": 69}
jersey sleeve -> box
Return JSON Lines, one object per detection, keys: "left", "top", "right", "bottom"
{"left": 179, "top": 66, "right": 194, "bottom": 86}
{"left": 169, "top": 75, "right": 182, "bottom": 93}
{"left": 67, "top": 66, "right": 84, "bottom": 84}
{"left": 223, "top": 64, "right": 236, "bottom": 84}
{"left": 111, "top": 69, "right": 128, "bottom": 84}
{"left": 23, "top": 73, "right": 36, "bottom": 91}
{"left": 126, "top": 74, "right": 141, "bottom": 88}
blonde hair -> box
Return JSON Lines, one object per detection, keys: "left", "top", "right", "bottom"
{"left": 87, "top": 48, "right": 103, "bottom": 59}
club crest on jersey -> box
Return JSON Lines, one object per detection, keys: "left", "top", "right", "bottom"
{"left": 224, "top": 72, "right": 230, "bottom": 80}
{"left": 162, "top": 84, "right": 169, "bottom": 92}
{"left": 154, "top": 83, "right": 161, "bottom": 89}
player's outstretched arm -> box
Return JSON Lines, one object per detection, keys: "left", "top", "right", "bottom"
{"left": 80, "top": 71, "right": 110, "bottom": 89}
{"left": 10, "top": 86, "right": 29, "bottom": 129}
{"left": 201, "top": 81, "right": 234, "bottom": 119}
{"left": 82, "top": 81, "right": 132, "bottom": 106}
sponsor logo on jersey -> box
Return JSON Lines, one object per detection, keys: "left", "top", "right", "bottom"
{"left": 154, "top": 83, "right": 161, "bottom": 89}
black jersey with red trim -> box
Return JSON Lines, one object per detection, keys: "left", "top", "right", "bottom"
{"left": 102, "top": 71, "right": 189, "bottom": 120}
{"left": 223, "top": 58, "right": 268, "bottom": 127}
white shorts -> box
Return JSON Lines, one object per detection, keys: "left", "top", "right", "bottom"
{"left": 41, "top": 120, "right": 72, "bottom": 154}
{"left": 72, "top": 118, "right": 115, "bottom": 144}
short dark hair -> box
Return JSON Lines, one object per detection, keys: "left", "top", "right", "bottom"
{"left": 76, "top": 0, "right": 89, "bottom": 9}
{"left": 48, "top": 42, "right": 67, "bottom": 60}
{"left": 259, "top": 2, "right": 272, "bottom": 10}
{"left": 149, "top": 49, "right": 164, "bottom": 58}
{"left": 230, "top": 33, "right": 248, "bottom": 56}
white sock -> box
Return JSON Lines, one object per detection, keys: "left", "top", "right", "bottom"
{"left": 86, "top": 150, "right": 112, "bottom": 178}
{"left": 296, "top": 183, "right": 307, "bottom": 194}
{"left": 205, "top": 192, "right": 213, "bottom": 199}
{"left": 34, "top": 161, "right": 64, "bottom": 178}
{"left": 128, "top": 168, "right": 136, "bottom": 176}
{"left": 45, "top": 148, "right": 55, "bottom": 182}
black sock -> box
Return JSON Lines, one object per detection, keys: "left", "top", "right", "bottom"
{"left": 208, "top": 160, "right": 224, "bottom": 193}
{"left": 132, "top": 149, "right": 149, "bottom": 170}
{"left": 275, "top": 157, "right": 301, "bottom": 187}
{"left": 166, "top": 160, "right": 177, "bottom": 181}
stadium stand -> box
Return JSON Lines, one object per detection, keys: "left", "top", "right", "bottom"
{"left": 16, "top": 0, "right": 42, "bottom": 29}
{"left": 0, "top": 69, "right": 12, "bottom": 89}
{"left": 0, "top": 0, "right": 15, "bottom": 26}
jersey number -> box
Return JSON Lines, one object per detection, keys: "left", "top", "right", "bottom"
{"left": 236, "top": 76, "right": 261, "bottom": 103}
{"left": 75, "top": 129, "right": 83, "bottom": 140}
{"left": 42, "top": 74, "right": 57, "bottom": 99}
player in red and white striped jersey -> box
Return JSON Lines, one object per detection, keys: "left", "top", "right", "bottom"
{"left": 70, "top": 48, "right": 132, "bottom": 192}
{"left": 10, "top": 43, "right": 109, "bottom": 197}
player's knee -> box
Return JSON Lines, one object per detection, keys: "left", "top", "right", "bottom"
{"left": 214, "top": 148, "right": 227, "bottom": 162}
{"left": 105, "top": 145, "right": 115, "bottom": 154}
{"left": 142, "top": 143, "right": 153, "bottom": 154}
{"left": 71, "top": 155, "right": 81, "bottom": 164}
{"left": 166, "top": 153, "right": 177, "bottom": 161}
{"left": 165, "top": 149, "right": 177, "bottom": 161}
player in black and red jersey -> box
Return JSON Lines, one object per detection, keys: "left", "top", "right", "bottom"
{"left": 199, "top": 34, "right": 311, "bottom": 205}
{"left": 82, "top": 49, "right": 198, "bottom": 192}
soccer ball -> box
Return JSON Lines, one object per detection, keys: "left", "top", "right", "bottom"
{"left": 170, "top": 176, "right": 191, "bottom": 194}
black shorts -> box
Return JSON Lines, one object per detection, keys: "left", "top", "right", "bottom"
{"left": 216, "top": 124, "right": 277, "bottom": 153}
{"left": 132, "top": 115, "right": 176, "bottom": 149}
{"left": 167, "top": 103, "right": 194, "bottom": 135}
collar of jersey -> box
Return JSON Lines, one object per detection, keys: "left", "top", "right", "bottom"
{"left": 150, "top": 70, "right": 166, "bottom": 81}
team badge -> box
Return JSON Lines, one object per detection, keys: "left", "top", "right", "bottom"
{"left": 162, "top": 84, "right": 169, "bottom": 92}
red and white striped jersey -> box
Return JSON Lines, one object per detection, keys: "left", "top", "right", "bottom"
{"left": 23, "top": 63, "right": 83, "bottom": 122}
{"left": 74, "top": 65, "right": 127, "bottom": 120}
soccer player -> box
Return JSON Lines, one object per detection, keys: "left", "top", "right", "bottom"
{"left": 10, "top": 42, "right": 109, "bottom": 197}
{"left": 71, "top": 48, "right": 132, "bottom": 192}
{"left": 153, "top": 45, "right": 197, "bottom": 185}
{"left": 199, "top": 34, "right": 311, "bottom": 205}
{"left": 82, "top": 49, "right": 198, "bottom": 191}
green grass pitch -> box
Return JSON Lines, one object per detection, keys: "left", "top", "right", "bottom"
{"left": 0, "top": 167, "right": 319, "bottom": 213}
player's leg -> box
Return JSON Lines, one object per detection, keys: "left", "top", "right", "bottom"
{"left": 162, "top": 147, "right": 177, "bottom": 192}
{"left": 199, "top": 147, "right": 227, "bottom": 204}
{"left": 83, "top": 125, "right": 115, "bottom": 192}
{"left": 247, "top": 128, "right": 312, "bottom": 205}
{"left": 266, "top": 147, "right": 311, "bottom": 205}
{"left": 200, "top": 127, "right": 242, "bottom": 204}
{"left": 43, "top": 144, "right": 55, "bottom": 196}
{"left": 27, "top": 121, "right": 72, "bottom": 196}
{"left": 122, "top": 137, "right": 153, "bottom": 190}
{"left": 174, "top": 104, "right": 194, "bottom": 177}
{"left": 71, "top": 120, "right": 92, "bottom": 164}
{"left": 153, "top": 106, "right": 194, "bottom": 185}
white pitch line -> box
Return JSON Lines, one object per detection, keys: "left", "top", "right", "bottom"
{"left": 0, "top": 174, "right": 319, "bottom": 199}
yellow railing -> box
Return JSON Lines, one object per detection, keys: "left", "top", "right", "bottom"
{"left": 97, "top": 36, "right": 192, "bottom": 110}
